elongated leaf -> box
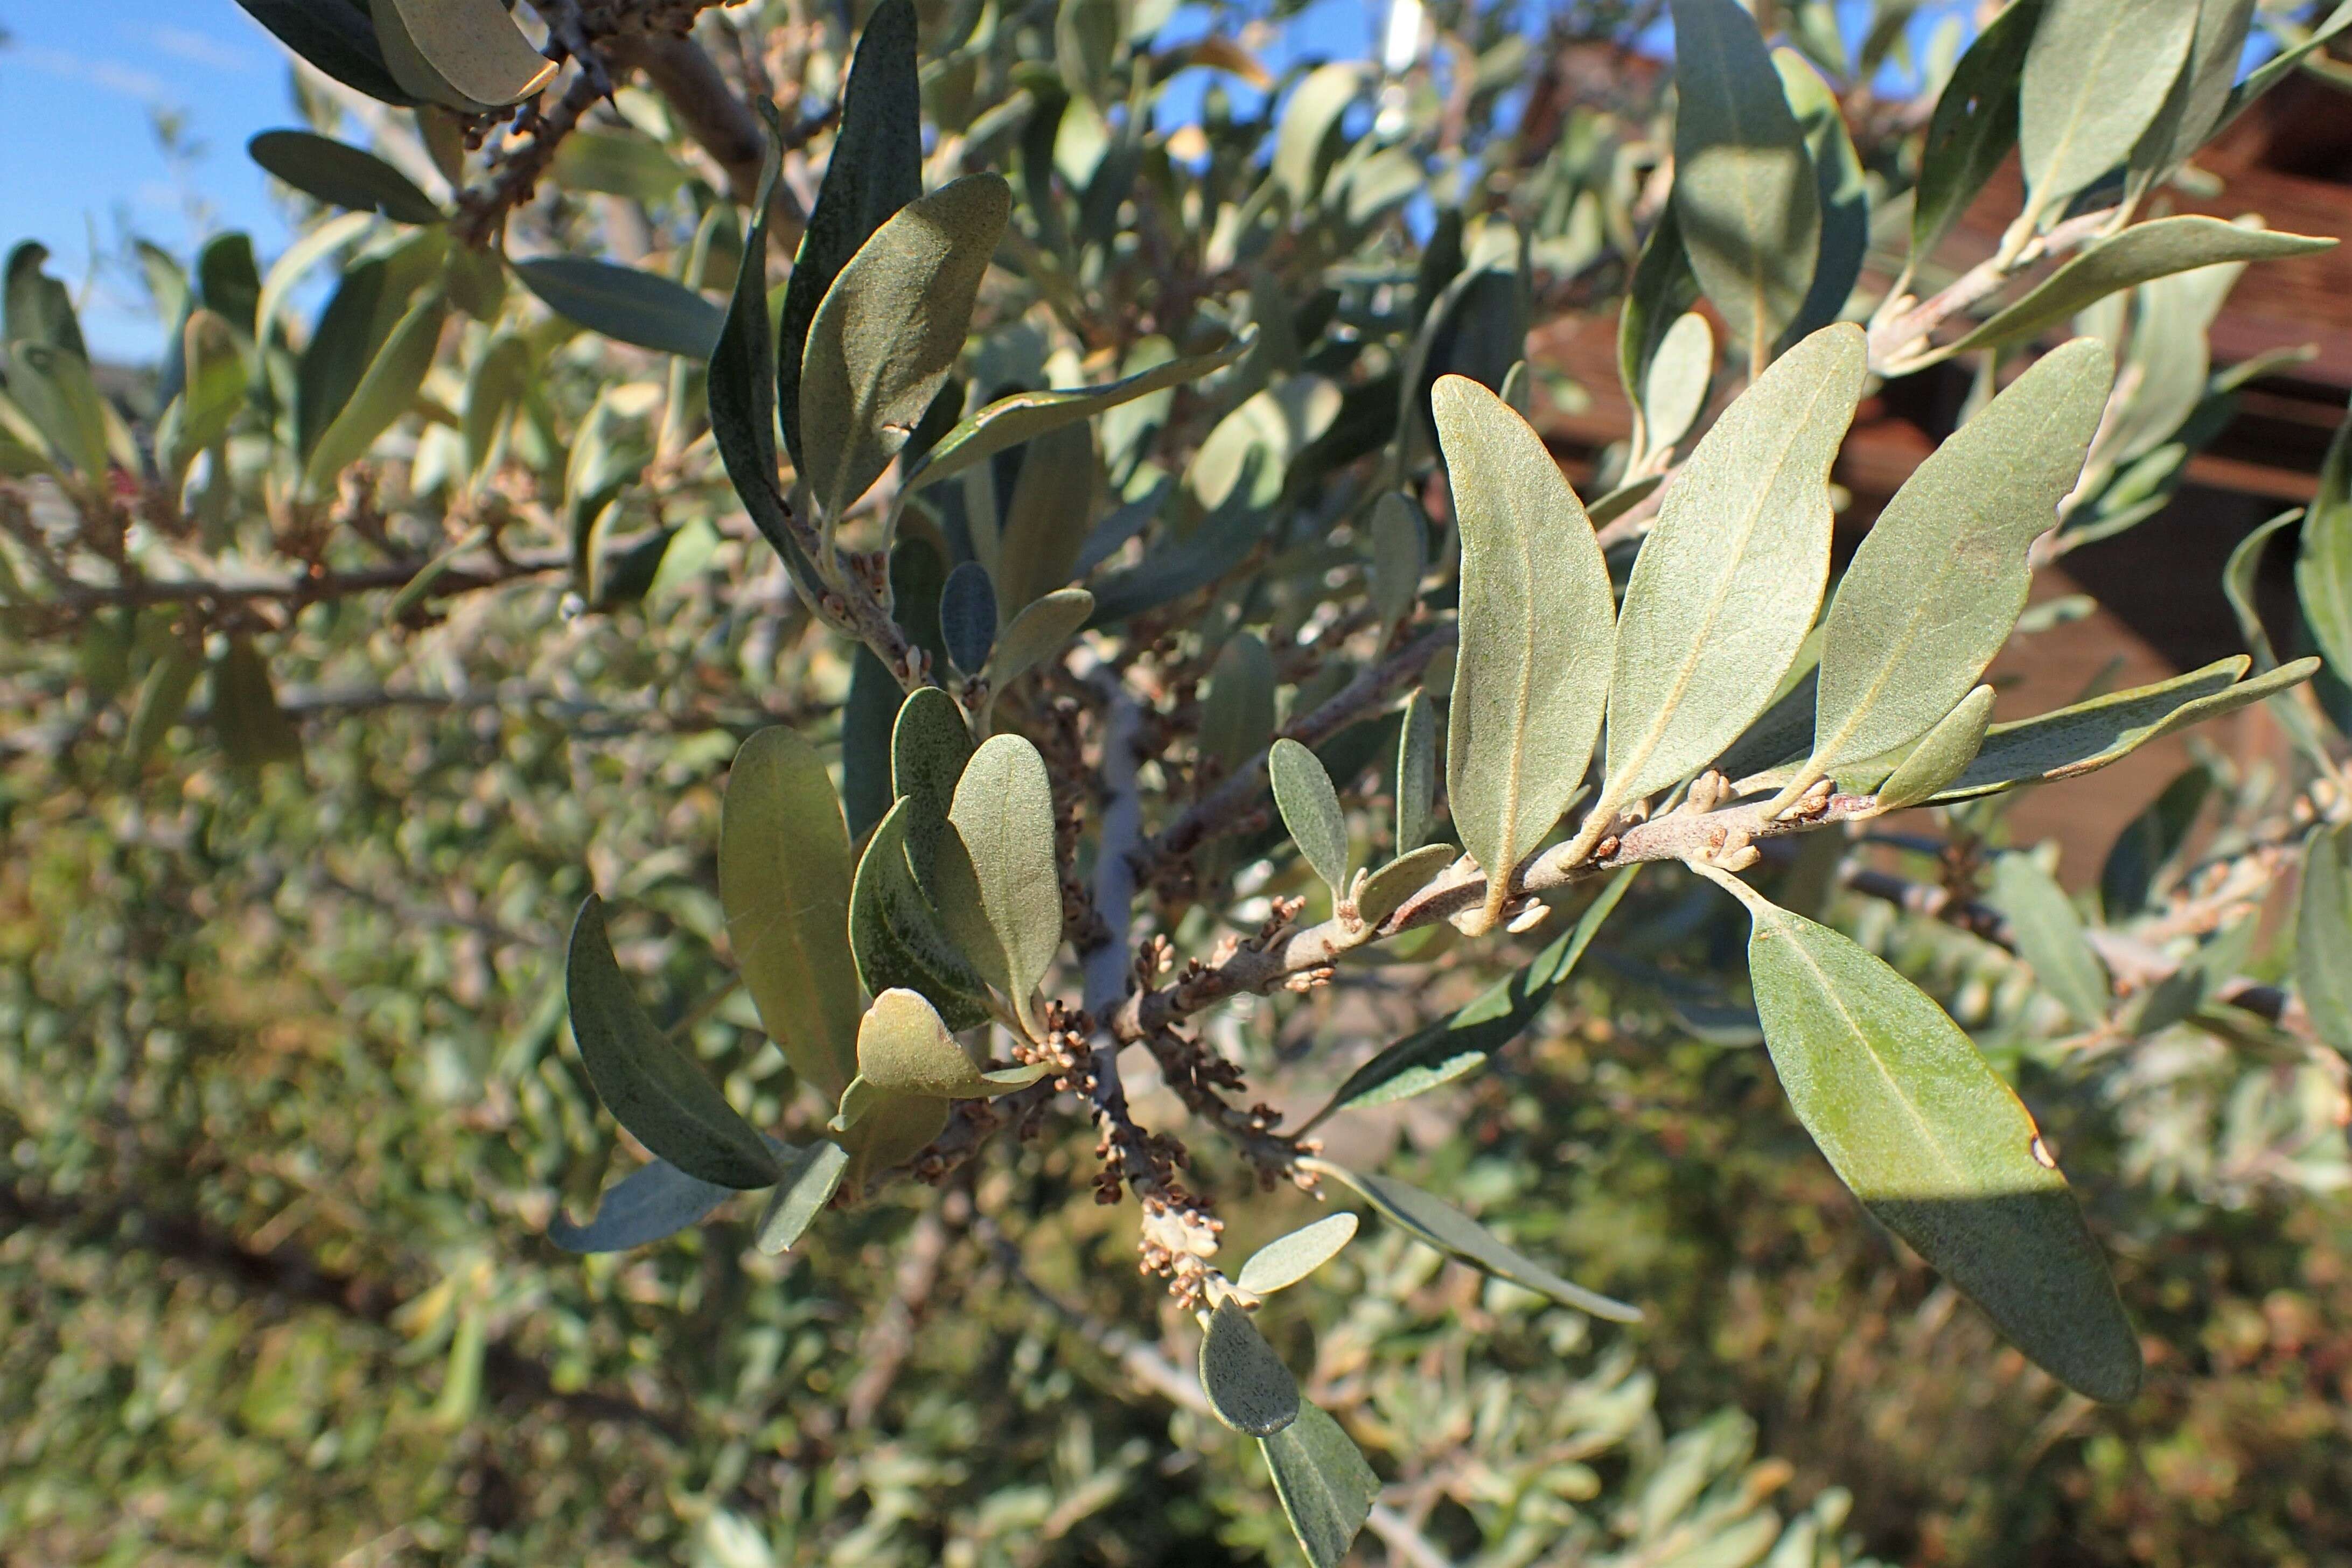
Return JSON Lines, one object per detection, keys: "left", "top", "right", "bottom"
{"left": 123, "top": 645, "right": 204, "bottom": 773}
{"left": 2019, "top": 0, "right": 2198, "bottom": 225}
{"left": 1775, "top": 48, "right": 1868, "bottom": 347}
{"left": 2216, "top": 1, "right": 2352, "bottom": 135}
{"left": 211, "top": 639, "right": 303, "bottom": 767}
{"left": 514, "top": 257, "right": 725, "bottom": 358}
{"left": 1435, "top": 375, "right": 1614, "bottom": 920}
{"left": 233, "top": 0, "right": 417, "bottom": 106}
{"left": 1988, "top": 852, "right": 2111, "bottom": 1026}
{"left": 1703, "top": 869, "right": 2140, "bottom": 1402}
{"left": 1273, "top": 64, "right": 1365, "bottom": 207}
{"left": 463, "top": 332, "right": 531, "bottom": 485}
{"left": 988, "top": 588, "right": 1093, "bottom": 688}
{"left": 548, "top": 1159, "right": 733, "bottom": 1253}
{"left": 1260, "top": 1403, "right": 1379, "bottom": 1568}
{"left": 1607, "top": 325, "right": 1864, "bottom": 809}
{"left": 1669, "top": 0, "right": 1820, "bottom": 364}
{"left": 853, "top": 988, "right": 1050, "bottom": 1097}
{"left": 2102, "top": 766, "right": 2214, "bottom": 920}
{"left": 159, "top": 310, "right": 249, "bottom": 489}
{"left": 1311, "top": 1159, "right": 1641, "bottom": 1320}
{"left": 2296, "top": 407, "right": 2352, "bottom": 682}
{"left": 779, "top": 0, "right": 924, "bottom": 472}
{"left": 303, "top": 293, "right": 446, "bottom": 494}
{"left": 1085, "top": 454, "right": 1273, "bottom": 624}
{"left": 1810, "top": 339, "right": 2110, "bottom": 776}
{"left": 1942, "top": 219, "right": 2335, "bottom": 359}
{"left": 1873, "top": 685, "right": 1995, "bottom": 811}
{"left": 567, "top": 896, "right": 781, "bottom": 1189}
{"left": 2298, "top": 824, "right": 2352, "bottom": 1054}
{"left": 754, "top": 1140, "right": 851, "bottom": 1255}
{"left": 6, "top": 242, "right": 87, "bottom": 359}
{"left": 941, "top": 561, "right": 999, "bottom": 674}
{"left": 248, "top": 130, "right": 444, "bottom": 225}
{"left": 1367, "top": 495, "right": 1426, "bottom": 646}
{"left": 719, "top": 727, "right": 863, "bottom": 1098}
{"left": 1618, "top": 204, "right": 1702, "bottom": 447}
{"left": 4, "top": 342, "right": 109, "bottom": 478}
{"left": 1393, "top": 689, "right": 1437, "bottom": 854}
{"left": 945, "top": 736, "right": 1063, "bottom": 1035}
{"left": 2140, "top": 0, "right": 2257, "bottom": 179}
{"left": 906, "top": 337, "right": 1249, "bottom": 491}
{"left": 1306, "top": 866, "right": 1638, "bottom": 1128}
{"left": 1237, "top": 1213, "right": 1359, "bottom": 1297}
{"left": 799, "top": 175, "right": 1011, "bottom": 521}
{"left": 1200, "top": 1300, "right": 1301, "bottom": 1436}
{"left": 1930, "top": 655, "right": 2319, "bottom": 801}
{"left": 1270, "top": 739, "right": 1350, "bottom": 902}
{"left": 851, "top": 798, "right": 992, "bottom": 1030}
{"left": 994, "top": 422, "right": 1095, "bottom": 615}
{"left": 375, "top": 0, "right": 557, "bottom": 112}
{"left": 1911, "top": 0, "right": 2039, "bottom": 264}
{"left": 1640, "top": 312, "right": 1714, "bottom": 462}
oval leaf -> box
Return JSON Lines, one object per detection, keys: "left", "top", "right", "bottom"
{"left": 2019, "top": 0, "right": 2197, "bottom": 226}
{"left": 248, "top": 130, "right": 444, "bottom": 225}
{"left": 941, "top": 560, "right": 999, "bottom": 674}
{"left": 850, "top": 798, "right": 994, "bottom": 1031}
{"left": 1269, "top": 739, "right": 1350, "bottom": 902}
{"left": 988, "top": 587, "right": 1094, "bottom": 689}
{"left": 1260, "top": 1403, "right": 1379, "bottom": 1568}
{"left": 2298, "top": 823, "right": 2352, "bottom": 1055}
{"left": 548, "top": 1160, "right": 732, "bottom": 1254}
{"left": 303, "top": 293, "right": 446, "bottom": 494}
{"left": 375, "top": 0, "right": 558, "bottom": 111}
{"left": 1199, "top": 1300, "right": 1301, "bottom": 1436}
{"left": 854, "top": 988, "right": 1049, "bottom": 1098}
{"left": 1237, "top": 1213, "right": 1359, "bottom": 1296}
{"left": 1873, "top": 684, "right": 1996, "bottom": 811}
{"left": 514, "top": 257, "right": 724, "bottom": 358}
{"left": 947, "top": 735, "right": 1064, "bottom": 1035}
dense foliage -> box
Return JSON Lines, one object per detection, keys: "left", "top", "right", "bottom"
{"left": 6, "top": 0, "right": 2352, "bottom": 1562}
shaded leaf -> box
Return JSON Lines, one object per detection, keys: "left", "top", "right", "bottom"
{"left": 1237, "top": 1213, "right": 1358, "bottom": 1297}
{"left": 122, "top": 644, "right": 204, "bottom": 774}
{"left": 1270, "top": 739, "right": 1350, "bottom": 902}
{"left": 1085, "top": 453, "right": 1273, "bottom": 624}
{"left": 548, "top": 1160, "right": 732, "bottom": 1254}
{"left": 1775, "top": 48, "right": 1868, "bottom": 346}
{"left": 248, "top": 130, "right": 444, "bottom": 225}
{"left": 159, "top": 309, "right": 249, "bottom": 489}
{"left": 1272, "top": 64, "right": 1365, "bottom": 207}
{"left": 232, "top": 0, "right": 417, "bottom": 106}
{"left": 6, "top": 242, "right": 89, "bottom": 359}
{"left": 1393, "top": 688, "right": 1437, "bottom": 855}
{"left": 2298, "top": 823, "right": 2352, "bottom": 1054}
{"left": 994, "top": 422, "right": 1094, "bottom": 615}
{"left": 1367, "top": 492, "right": 1426, "bottom": 641}
{"left": 566, "top": 896, "right": 781, "bottom": 1190}
{"left": 988, "top": 588, "right": 1094, "bottom": 689}
{"left": 211, "top": 639, "right": 303, "bottom": 768}
{"left": 514, "top": 257, "right": 725, "bottom": 359}
{"left": 2216, "top": 1, "right": 2352, "bottom": 134}
{"left": 1355, "top": 844, "right": 1458, "bottom": 930}
{"left": 1912, "top": 0, "right": 2039, "bottom": 265}
{"left": 2019, "top": 0, "right": 2198, "bottom": 225}
{"left": 1617, "top": 203, "right": 1701, "bottom": 449}
{"left": 2296, "top": 407, "right": 2352, "bottom": 682}
{"left": 2, "top": 342, "right": 109, "bottom": 478}
{"left": 1640, "top": 312, "right": 1714, "bottom": 463}
{"left": 302, "top": 293, "right": 446, "bottom": 495}
{"left": 849, "top": 798, "right": 993, "bottom": 1031}
{"left": 1260, "top": 1403, "right": 1379, "bottom": 1568}
{"left": 941, "top": 560, "right": 999, "bottom": 675}
{"left": 1200, "top": 1301, "right": 1300, "bottom": 1436}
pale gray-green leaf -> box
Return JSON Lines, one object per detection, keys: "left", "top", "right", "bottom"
{"left": 994, "top": 422, "right": 1095, "bottom": 616}
{"left": 1199, "top": 1300, "right": 1300, "bottom": 1435}
{"left": 2019, "top": 0, "right": 2199, "bottom": 225}
{"left": 949, "top": 734, "right": 1064, "bottom": 1034}
{"left": 752, "top": 1140, "right": 850, "bottom": 1256}
{"left": 2297, "top": 823, "right": 2352, "bottom": 1054}
{"left": 986, "top": 589, "right": 1093, "bottom": 690}
{"left": 1641, "top": 311, "right": 1713, "bottom": 460}
{"left": 547, "top": 1160, "right": 732, "bottom": 1254}
{"left": 2295, "top": 406, "right": 2352, "bottom": 682}
{"left": 1394, "top": 689, "right": 1437, "bottom": 854}
{"left": 1272, "top": 64, "right": 1365, "bottom": 207}
{"left": 1911, "top": 0, "right": 2038, "bottom": 265}
{"left": 1988, "top": 852, "right": 2112, "bottom": 1026}
{"left": 1775, "top": 47, "right": 1869, "bottom": 346}
{"left": 1260, "top": 1404, "right": 1378, "bottom": 1568}
{"left": 1269, "top": 738, "right": 1350, "bottom": 901}
{"left": 1873, "top": 684, "right": 1995, "bottom": 811}
{"left": 1368, "top": 492, "right": 1426, "bottom": 640}
{"left": 854, "top": 988, "right": 1049, "bottom": 1098}
{"left": 375, "top": 0, "right": 558, "bottom": 111}
{"left": 1237, "top": 1213, "right": 1359, "bottom": 1296}
{"left": 1354, "top": 844, "right": 1457, "bottom": 930}
{"left": 302, "top": 293, "right": 445, "bottom": 494}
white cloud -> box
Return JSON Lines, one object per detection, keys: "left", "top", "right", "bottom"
{"left": 17, "top": 44, "right": 173, "bottom": 103}
{"left": 132, "top": 24, "right": 258, "bottom": 74}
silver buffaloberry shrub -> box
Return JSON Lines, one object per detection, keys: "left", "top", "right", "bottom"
{"left": 6, "top": 0, "right": 2352, "bottom": 1559}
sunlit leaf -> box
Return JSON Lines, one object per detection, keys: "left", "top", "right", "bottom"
{"left": 753, "top": 1140, "right": 851, "bottom": 1255}
{"left": 303, "top": 293, "right": 446, "bottom": 495}
{"left": 945, "top": 735, "right": 1063, "bottom": 1036}
{"left": 2295, "top": 407, "right": 2352, "bottom": 683}
{"left": 2018, "top": 0, "right": 2197, "bottom": 226}
{"left": 1911, "top": 0, "right": 2038, "bottom": 266}
{"left": 1987, "top": 852, "right": 2111, "bottom": 1027}
{"left": 1236, "top": 1213, "right": 1359, "bottom": 1297}
{"left": 2298, "top": 823, "right": 2352, "bottom": 1055}
{"left": 374, "top": 0, "right": 557, "bottom": 113}
{"left": 1872, "top": 685, "right": 1995, "bottom": 811}
{"left": 1270, "top": 739, "right": 1350, "bottom": 905}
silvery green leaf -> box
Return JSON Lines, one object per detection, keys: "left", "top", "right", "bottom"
{"left": 1272, "top": 63, "right": 1365, "bottom": 207}
{"left": 2297, "top": 824, "right": 2352, "bottom": 1054}
{"left": 374, "top": 0, "right": 557, "bottom": 111}
{"left": 891, "top": 687, "right": 973, "bottom": 824}
{"left": 1367, "top": 492, "right": 1426, "bottom": 641}
{"left": 1618, "top": 204, "right": 1702, "bottom": 447}
{"left": 2137, "top": 0, "right": 2256, "bottom": 181}
{"left": 987, "top": 589, "right": 1094, "bottom": 690}
{"left": 1606, "top": 325, "right": 1864, "bottom": 810}
{"left": 1310, "top": 1159, "right": 1641, "bottom": 1321}
{"left": 1433, "top": 375, "right": 1614, "bottom": 921}
{"left": 1198, "top": 1300, "right": 1300, "bottom": 1435}
{"left": 566, "top": 896, "right": 782, "bottom": 1191}
{"left": 778, "top": 0, "right": 923, "bottom": 472}
{"left": 1669, "top": 0, "right": 1821, "bottom": 365}
{"left": 157, "top": 310, "right": 247, "bottom": 490}
{"left": 1304, "top": 866, "right": 1638, "bottom": 1128}
{"left": 853, "top": 988, "right": 1049, "bottom": 1097}
{"left": 1925, "top": 655, "right": 2319, "bottom": 801}
{"left": 1197, "top": 632, "right": 1276, "bottom": 785}
{"left": 842, "top": 646, "right": 899, "bottom": 843}
{"left": 753, "top": 1140, "right": 851, "bottom": 1256}
{"left": 3, "top": 342, "right": 110, "bottom": 479}
{"left": 1910, "top": 0, "right": 2038, "bottom": 266}
{"left": 799, "top": 174, "right": 1011, "bottom": 522}
{"left": 994, "top": 422, "right": 1095, "bottom": 616}
{"left": 837, "top": 1089, "right": 950, "bottom": 1196}
{"left": 1260, "top": 1403, "right": 1378, "bottom": 1568}
{"left": 1269, "top": 739, "right": 1350, "bottom": 903}
{"left": 1809, "top": 339, "right": 2111, "bottom": 776}
{"left": 1988, "top": 852, "right": 2112, "bottom": 1026}
{"left": 1353, "top": 844, "right": 1457, "bottom": 930}
{"left": 1639, "top": 312, "right": 1713, "bottom": 462}
{"left": 2214, "top": 1, "right": 2352, "bottom": 136}
{"left": 1939, "top": 218, "right": 2335, "bottom": 360}
{"left": 1701, "top": 867, "right": 2140, "bottom": 1403}
{"left": 2019, "top": 0, "right": 2199, "bottom": 227}
{"left": 513, "top": 258, "right": 724, "bottom": 358}
{"left": 941, "top": 560, "right": 998, "bottom": 675}
{"left": 1873, "top": 685, "right": 1995, "bottom": 811}
{"left": 1237, "top": 1213, "right": 1359, "bottom": 1296}
{"left": 548, "top": 1159, "right": 734, "bottom": 1254}
{"left": 1393, "top": 689, "right": 1437, "bottom": 855}
{"left": 1086, "top": 452, "right": 1273, "bottom": 624}
{"left": 947, "top": 734, "right": 1064, "bottom": 1036}
{"left": 2295, "top": 407, "right": 2352, "bottom": 682}
{"left": 1773, "top": 48, "right": 1868, "bottom": 347}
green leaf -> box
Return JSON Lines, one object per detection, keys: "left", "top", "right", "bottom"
{"left": 1270, "top": 739, "right": 1350, "bottom": 904}
{"left": 718, "top": 726, "right": 864, "bottom": 1100}
{"left": 987, "top": 588, "right": 1094, "bottom": 690}
{"left": 1085, "top": 455, "right": 1274, "bottom": 624}
{"left": 255, "top": 211, "right": 374, "bottom": 357}
{"left": 2296, "top": 407, "right": 2352, "bottom": 683}
{"left": 462, "top": 331, "right": 532, "bottom": 487}
{"left": 550, "top": 130, "right": 689, "bottom": 202}
{"left": 1434, "top": 375, "right": 1614, "bottom": 923}
{"left": 2297, "top": 823, "right": 2352, "bottom": 1055}
{"left": 211, "top": 638, "right": 304, "bottom": 768}
{"left": 1911, "top": 0, "right": 2039, "bottom": 266}
{"left": 1774, "top": 48, "right": 1868, "bottom": 347}
{"left": 1872, "top": 685, "right": 1995, "bottom": 811}
{"left": 159, "top": 310, "right": 249, "bottom": 491}
{"left": 941, "top": 561, "right": 998, "bottom": 675}
{"left": 232, "top": 0, "right": 417, "bottom": 106}
{"left": 6, "top": 241, "right": 89, "bottom": 358}
{"left": 1196, "top": 631, "right": 1278, "bottom": 785}
{"left": 1941, "top": 219, "right": 2336, "bottom": 360}
{"left": 1617, "top": 204, "right": 1702, "bottom": 450}
{"left": 248, "top": 130, "right": 444, "bottom": 225}
{"left": 2102, "top": 766, "right": 2214, "bottom": 919}
{"left": 4, "top": 341, "right": 110, "bottom": 478}
{"left": 853, "top": 988, "right": 1050, "bottom": 1100}
{"left": 851, "top": 798, "right": 993, "bottom": 1031}
{"left": 122, "top": 644, "right": 205, "bottom": 774}
{"left": 1808, "top": 339, "right": 2111, "bottom": 778}
{"left": 1304, "top": 866, "right": 1637, "bottom": 1128}
{"left": 1259, "top": 1403, "right": 1379, "bottom": 1568}
{"left": 2019, "top": 0, "right": 2199, "bottom": 226}
{"left": 1987, "top": 852, "right": 2111, "bottom": 1026}
{"left": 2215, "top": 1, "right": 2352, "bottom": 135}
{"left": 1606, "top": 324, "right": 1864, "bottom": 810}
{"left": 548, "top": 1160, "right": 733, "bottom": 1254}
{"left": 198, "top": 232, "right": 263, "bottom": 338}
{"left": 513, "top": 257, "right": 725, "bottom": 359}
{"left": 1237, "top": 1213, "right": 1358, "bottom": 1297}
{"left": 1199, "top": 1300, "right": 1301, "bottom": 1436}
{"left": 1354, "top": 844, "right": 1457, "bottom": 930}
{"left": 799, "top": 174, "right": 1011, "bottom": 522}
{"left": 836, "top": 1089, "right": 951, "bottom": 1195}
{"left": 2139, "top": 0, "right": 2257, "bottom": 180}
{"left": 302, "top": 293, "right": 446, "bottom": 495}
{"left": 905, "top": 337, "right": 1249, "bottom": 491}
{"left": 1272, "top": 64, "right": 1365, "bottom": 208}
{"left": 891, "top": 686, "right": 974, "bottom": 839}
{"left": 1639, "top": 312, "right": 1714, "bottom": 463}
{"left": 373, "top": 0, "right": 557, "bottom": 113}
{"left": 842, "top": 647, "right": 899, "bottom": 843}
{"left": 945, "top": 735, "right": 1064, "bottom": 1036}
{"left": 1367, "top": 492, "right": 1426, "bottom": 642}
{"left": 1700, "top": 869, "right": 2140, "bottom": 1402}
{"left": 1669, "top": 0, "right": 1821, "bottom": 365}
{"left": 1393, "top": 689, "right": 1437, "bottom": 855}
{"left": 566, "top": 896, "right": 781, "bottom": 1191}
{"left": 1929, "top": 655, "right": 2319, "bottom": 801}
{"left": 1310, "top": 1159, "right": 1641, "bottom": 1321}
{"left": 753, "top": 1140, "right": 850, "bottom": 1255}
{"left": 779, "top": 0, "right": 924, "bottom": 474}
{"left": 994, "top": 422, "right": 1095, "bottom": 615}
